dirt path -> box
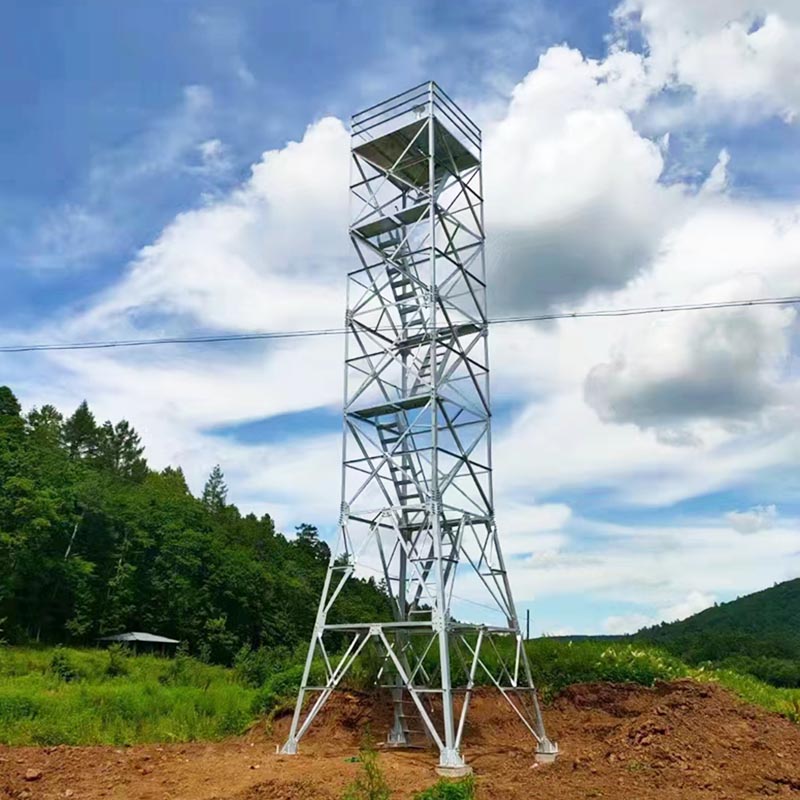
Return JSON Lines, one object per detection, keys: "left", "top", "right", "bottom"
{"left": 1, "top": 680, "right": 798, "bottom": 799}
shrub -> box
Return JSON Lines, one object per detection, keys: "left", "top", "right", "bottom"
{"left": 234, "top": 644, "right": 291, "bottom": 688}
{"left": 105, "top": 644, "right": 130, "bottom": 677}
{"left": 341, "top": 743, "right": 390, "bottom": 800}
{"left": 252, "top": 664, "right": 306, "bottom": 714}
{"left": 414, "top": 776, "right": 476, "bottom": 800}
{"left": 50, "top": 647, "right": 78, "bottom": 682}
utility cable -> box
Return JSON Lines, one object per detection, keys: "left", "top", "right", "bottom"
{"left": 0, "top": 295, "right": 797, "bottom": 354}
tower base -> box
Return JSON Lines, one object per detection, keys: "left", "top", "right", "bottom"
{"left": 535, "top": 737, "right": 559, "bottom": 764}
{"left": 435, "top": 764, "right": 473, "bottom": 778}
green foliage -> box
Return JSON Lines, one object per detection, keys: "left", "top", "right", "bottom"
{"left": 202, "top": 464, "right": 227, "bottom": 513}
{"left": 522, "top": 638, "right": 800, "bottom": 724}
{"left": 251, "top": 661, "right": 324, "bottom": 715}
{"left": 105, "top": 643, "right": 129, "bottom": 677}
{"left": 0, "top": 386, "right": 390, "bottom": 662}
{"left": 341, "top": 742, "right": 391, "bottom": 800}
{"left": 50, "top": 647, "right": 78, "bottom": 682}
{"left": 234, "top": 644, "right": 291, "bottom": 688}
{"left": 0, "top": 646, "right": 255, "bottom": 745}
{"left": 414, "top": 776, "right": 476, "bottom": 800}
{"left": 634, "top": 579, "right": 800, "bottom": 687}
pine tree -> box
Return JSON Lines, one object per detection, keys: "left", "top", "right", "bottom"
{"left": 96, "top": 419, "right": 147, "bottom": 480}
{"left": 202, "top": 465, "right": 227, "bottom": 512}
{"left": 0, "top": 386, "right": 21, "bottom": 418}
{"left": 63, "top": 400, "right": 99, "bottom": 459}
{"left": 26, "top": 405, "right": 64, "bottom": 447}
{"left": 0, "top": 386, "right": 24, "bottom": 441}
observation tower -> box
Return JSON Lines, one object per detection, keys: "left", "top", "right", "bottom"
{"left": 282, "top": 82, "right": 557, "bottom": 773}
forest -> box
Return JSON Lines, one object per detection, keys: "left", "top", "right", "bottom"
{"left": 0, "top": 386, "right": 390, "bottom": 662}
{"left": 635, "top": 577, "right": 800, "bottom": 687}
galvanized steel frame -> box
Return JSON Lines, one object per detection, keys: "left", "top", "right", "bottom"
{"left": 282, "top": 82, "right": 556, "bottom": 768}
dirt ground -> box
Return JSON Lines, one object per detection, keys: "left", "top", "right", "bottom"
{"left": 1, "top": 680, "right": 799, "bottom": 799}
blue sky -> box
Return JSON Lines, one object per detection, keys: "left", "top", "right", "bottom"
{"left": 2, "top": 0, "right": 798, "bottom": 634}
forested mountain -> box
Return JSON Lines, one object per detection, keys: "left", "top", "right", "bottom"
{"left": 635, "top": 578, "right": 800, "bottom": 687}
{"left": 0, "top": 386, "right": 390, "bottom": 662}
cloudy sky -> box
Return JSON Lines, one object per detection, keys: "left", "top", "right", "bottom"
{"left": 2, "top": 0, "right": 798, "bottom": 635}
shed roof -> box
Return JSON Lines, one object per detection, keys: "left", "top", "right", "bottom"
{"left": 97, "top": 631, "right": 180, "bottom": 644}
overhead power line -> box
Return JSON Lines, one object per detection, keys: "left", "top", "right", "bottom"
{"left": 0, "top": 295, "right": 797, "bottom": 354}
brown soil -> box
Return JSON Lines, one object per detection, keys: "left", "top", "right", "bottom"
{"left": 1, "top": 680, "right": 798, "bottom": 799}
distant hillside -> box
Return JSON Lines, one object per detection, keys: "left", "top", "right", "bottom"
{"left": 634, "top": 578, "right": 800, "bottom": 687}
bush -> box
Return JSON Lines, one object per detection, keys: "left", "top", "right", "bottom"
{"left": 341, "top": 743, "right": 390, "bottom": 800}
{"left": 50, "top": 647, "right": 78, "bottom": 682}
{"left": 251, "top": 664, "right": 306, "bottom": 714}
{"left": 105, "top": 644, "right": 130, "bottom": 677}
{"left": 414, "top": 776, "right": 476, "bottom": 800}
{"left": 234, "top": 644, "right": 291, "bottom": 688}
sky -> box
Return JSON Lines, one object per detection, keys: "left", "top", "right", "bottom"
{"left": 1, "top": 0, "right": 799, "bottom": 636}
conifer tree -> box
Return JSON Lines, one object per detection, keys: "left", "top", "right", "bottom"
{"left": 96, "top": 419, "right": 147, "bottom": 480}
{"left": 63, "top": 400, "right": 99, "bottom": 459}
{"left": 202, "top": 464, "right": 227, "bottom": 512}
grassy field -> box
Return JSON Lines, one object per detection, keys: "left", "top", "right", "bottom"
{"left": 524, "top": 638, "right": 800, "bottom": 722}
{"left": 0, "top": 640, "right": 797, "bottom": 746}
{"left": 0, "top": 646, "right": 257, "bottom": 745}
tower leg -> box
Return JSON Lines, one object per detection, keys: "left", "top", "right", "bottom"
{"left": 386, "top": 685, "right": 409, "bottom": 746}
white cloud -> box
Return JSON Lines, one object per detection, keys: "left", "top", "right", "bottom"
{"left": 7, "top": 7, "right": 800, "bottom": 628}
{"left": 615, "top": 0, "right": 800, "bottom": 121}
{"left": 660, "top": 589, "right": 716, "bottom": 621}
{"left": 603, "top": 589, "right": 715, "bottom": 634}
{"left": 604, "top": 613, "right": 654, "bottom": 634}
{"left": 725, "top": 504, "right": 778, "bottom": 533}
{"left": 484, "top": 45, "right": 681, "bottom": 311}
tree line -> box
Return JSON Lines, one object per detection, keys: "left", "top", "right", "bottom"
{"left": 0, "top": 386, "right": 389, "bottom": 663}
{"left": 635, "top": 578, "right": 800, "bottom": 688}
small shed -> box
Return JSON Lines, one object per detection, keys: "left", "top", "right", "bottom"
{"left": 97, "top": 631, "right": 180, "bottom": 656}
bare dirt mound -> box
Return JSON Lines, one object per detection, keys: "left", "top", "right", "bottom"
{"left": 1, "top": 680, "right": 798, "bottom": 799}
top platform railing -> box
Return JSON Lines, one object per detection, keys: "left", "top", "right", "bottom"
{"left": 351, "top": 81, "right": 481, "bottom": 156}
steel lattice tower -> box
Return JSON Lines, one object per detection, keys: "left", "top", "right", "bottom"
{"left": 282, "top": 82, "right": 557, "bottom": 772}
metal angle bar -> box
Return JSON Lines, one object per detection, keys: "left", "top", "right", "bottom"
{"left": 294, "top": 632, "right": 371, "bottom": 743}
{"left": 459, "top": 636, "right": 542, "bottom": 744}
{"left": 408, "top": 633, "right": 438, "bottom": 683}
{"left": 352, "top": 81, "right": 430, "bottom": 121}
{"left": 322, "top": 621, "right": 435, "bottom": 631}
{"left": 343, "top": 406, "right": 430, "bottom": 507}
{"left": 351, "top": 87, "right": 429, "bottom": 131}
{"left": 431, "top": 84, "right": 481, "bottom": 137}
{"left": 344, "top": 422, "right": 397, "bottom": 508}
{"left": 436, "top": 412, "right": 491, "bottom": 509}
{"left": 455, "top": 628, "right": 484, "bottom": 749}
{"left": 377, "top": 628, "right": 445, "bottom": 751}
{"left": 350, "top": 121, "right": 430, "bottom": 224}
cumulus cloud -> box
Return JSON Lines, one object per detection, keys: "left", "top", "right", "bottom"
{"left": 484, "top": 46, "right": 681, "bottom": 311}
{"left": 725, "top": 504, "right": 778, "bottom": 533}
{"left": 615, "top": 0, "right": 800, "bottom": 121}
{"left": 7, "top": 5, "right": 800, "bottom": 627}
{"left": 579, "top": 193, "right": 800, "bottom": 440}
{"left": 584, "top": 302, "right": 792, "bottom": 435}
{"left": 660, "top": 590, "right": 716, "bottom": 621}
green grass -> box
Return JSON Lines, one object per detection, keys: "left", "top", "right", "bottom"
{"left": 524, "top": 638, "right": 800, "bottom": 723}
{"left": 1, "top": 640, "right": 797, "bottom": 747}
{"left": 0, "top": 646, "right": 257, "bottom": 745}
